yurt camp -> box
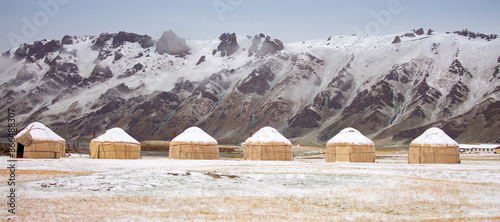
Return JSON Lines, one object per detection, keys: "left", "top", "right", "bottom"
{"left": 169, "top": 127, "right": 219, "bottom": 159}
{"left": 408, "top": 127, "right": 460, "bottom": 164}
{"left": 244, "top": 126, "right": 293, "bottom": 161}
{"left": 325, "top": 127, "right": 375, "bottom": 163}
{"left": 90, "top": 128, "right": 141, "bottom": 159}
{"left": 13, "top": 122, "right": 66, "bottom": 159}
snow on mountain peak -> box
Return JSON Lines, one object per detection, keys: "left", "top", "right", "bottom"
{"left": 1, "top": 29, "right": 499, "bottom": 145}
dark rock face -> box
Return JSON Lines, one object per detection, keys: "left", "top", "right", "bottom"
{"left": 61, "top": 35, "right": 73, "bottom": 45}
{"left": 257, "top": 36, "right": 284, "bottom": 57}
{"left": 217, "top": 33, "right": 239, "bottom": 56}
{"left": 82, "top": 65, "right": 113, "bottom": 85}
{"left": 91, "top": 32, "right": 154, "bottom": 51}
{"left": 156, "top": 30, "right": 191, "bottom": 56}
{"left": 392, "top": 36, "right": 401, "bottom": 44}
{"left": 133, "top": 63, "right": 143, "bottom": 71}
{"left": 114, "top": 52, "right": 123, "bottom": 61}
{"left": 442, "top": 81, "right": 470, "bottom": 117}
{"left": 446, "top": 81, "right": 469, "bottom": 106}
{"left": 312, "top": 68, "right": 354, "bottom": 111}
{"left": 289, "top": 107, "right": 321, "bottom": 128}
{"left": 248, "top": 33, "right": 265, "bottom": 57}
{"left": 411, "top": 80, "right": 442, "bottom": 106}
{"left": 14, "top": 40, "right": 62, "bottom": 62}
{"left": 91, "top": 33, "right": 114, "bottom": 50}
{"left": 403, "top": 33, "right": 415, "bottom": 38}
{"left": 342, "top": 80, "right": 396, "bottom": 118}
{"left": 196, "top": 55, "right": 206, "bottom": 65}
{"left": 172, "top": 79, "right": 195, "bottom": 94}
{"left": 449, "top": 59, "right": 472, "bottom": 77}
{"left": 453, "top": 29, "right": 499, "bottom": 41}
{"left": 415, "top": 28, "right": 425, "bottom": 35}
{"left": 94, "top": 49, "right": 113, "bottom": 63}
{"left": 358, "top": 110, "right": 389, "bottom": 131}
{"left": 44, "top": 61, "right": 81, "bottom": 87}
{"left": 117, "top": 63, "right": 144, "bottom": 79}
{"left": 427, "top": 29, "right": 434, "bottom": 35}
{"left": 112, "top": 31, "right": 154, "bottom": 48}
{"left": 237, "top": 64, "right": 274, "bottom": 95}
{"left": 247, "top": 34, "right": 284, "bottom": 57}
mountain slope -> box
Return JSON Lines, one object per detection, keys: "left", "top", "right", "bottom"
{"left": 1, "top": 29, "right": 499, "bottom": 145}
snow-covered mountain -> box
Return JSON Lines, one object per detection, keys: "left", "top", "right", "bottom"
{"left": 1, "top": 28, "right": 499, "bottom": 145}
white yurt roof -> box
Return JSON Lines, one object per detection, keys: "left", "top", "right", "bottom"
{"left": 14, "top": 122, "right": 65, "bottom": 141}
{"left": 171, "top": 127, "right": 217, "bottom": 144}
{"left": 245, "top": 126, "right": 292, "bottom": 145}
{"left": 326, "top": 127, "right": 374, "bottom": 145}
{"left": 92, "top": 127, "right": 139, "bottom": 144}
{"left": 411, "top": 127, "right": 458, "bottom": 146}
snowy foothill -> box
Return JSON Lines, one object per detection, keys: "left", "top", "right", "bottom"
{"left": 244, "top": 126, "right": 292, "bottom": 145}
{"left": 326, "top": 127, "right": 374, "bottom": 145}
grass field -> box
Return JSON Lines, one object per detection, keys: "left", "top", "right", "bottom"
{"left": 1, "top": 151, "right": 499, "bottom": 221}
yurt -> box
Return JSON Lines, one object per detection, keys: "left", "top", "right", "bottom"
{"left": 244, "top": 126, "right": 293, "bottom": 161}
{"left": 90, "top": 128, "right": 141, "bottom": 159}
{"left": 325, "top": 127, "right": 375, "bottom": 162}
{"left": 169, "top": 127, "right": 219, "bottom": 159}
{"left": 408, "top": 127, "right": 460, "bottom": 164}
{"left": 13, "top": 122, "right": 66, "bottom": 159}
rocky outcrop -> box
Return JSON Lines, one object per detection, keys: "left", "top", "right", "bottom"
{"left": 402, "top": 33, "right": 415, "bottom": 38}
{"left": 237, "top": 64, "right": 275, "bottom": 95}
{"left": 442, "top": 81, "right": 469, "bottom": 117}
{"left": 112, "top": 31, "right": 154, "bottom": 48}
{"left": 156, "top": 30, "right": 191, "bottom": 56}
{"left": 453, "top": 29, "right": 499, "bottom": 41}
{"left": 113, "top": 52, "right": 123, "bottom": 61}
{"left": 449, "top": 59, "right": 472, "bottom": 77}
{"left": 217, "top": 33, "right": 239, "bottom": 56}
{"left": 415, "top": 28, "right": 425, "bottom": 35}
{"left": 81, "top": 64, "right": 113, "bottom": 86}
{"left": 196, "top": 55, "right": 206, "bottom": 65}
{"left": 91, "top": 33, "right": 114, "bottom": 50}
{"left": 288, "top": 107, "right": 321, "bottom": 128}
{"left": 43, "top": 60, "right": 81, "bottom": 87}
{"left": 90, "top": 32, "right": 155, "bottom": 51}
{"left": 248, "top": 34, "right": 284, "bottom": 57}
{"left": 392, "top": 36, "right": 401, "bottom": 44}
{"left": 61, "top": 35, "right": 73, "bottom": 45}
{"left": 14, "top": 40, "right": 61, "bottom": 62}
{"left": 258, "top": 36, "right": 284, "bottom": 57}
{"left": 248, "top": 33, "right": 265, "bottom": 57}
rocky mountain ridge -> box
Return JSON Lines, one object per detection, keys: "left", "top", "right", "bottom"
{"left": 1, "top": 29, "right": 499, "bottom": 145}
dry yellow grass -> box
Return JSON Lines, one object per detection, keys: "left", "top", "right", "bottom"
{"left": 12, "top": 184, "right": 500, "bottom": 221}
{"left": 0, "top": 169, "right": 96, "bottom": 183}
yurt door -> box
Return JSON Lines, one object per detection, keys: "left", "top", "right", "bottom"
{"left": 16, "top": 143, "right": 24, "bottom": 158}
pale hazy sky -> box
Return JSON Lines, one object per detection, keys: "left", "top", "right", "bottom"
{"left": 1, "top": 0, "right": 499, "bottom": 52}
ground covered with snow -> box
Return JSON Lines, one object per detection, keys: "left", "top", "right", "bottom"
{"left": 1, "top": 153, "right": 499, "bottom": 221}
